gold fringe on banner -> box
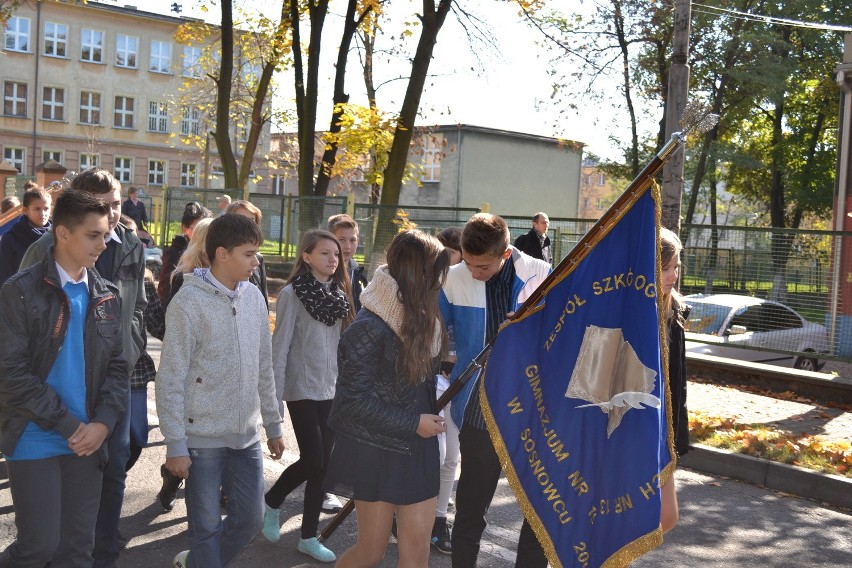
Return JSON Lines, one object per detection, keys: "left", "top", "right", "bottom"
{"left": 480, "top": 180, "right": 676, "bottom": 568}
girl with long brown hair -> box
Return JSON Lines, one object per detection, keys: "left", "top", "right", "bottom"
{"left": 261, "top": 229, "right": 354, "bottom": 562}
{"left": 325, "top": 230, "right": 450, "bottom": 567}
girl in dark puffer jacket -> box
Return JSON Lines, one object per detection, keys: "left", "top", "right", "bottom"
{"left": 325, "top": 230, "right": 450, "bottom": 568}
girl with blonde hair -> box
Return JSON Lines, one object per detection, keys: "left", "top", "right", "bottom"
{"left": 659, "top": 226, "right": 688, "bottom": 533}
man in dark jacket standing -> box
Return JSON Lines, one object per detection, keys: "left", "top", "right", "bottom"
{"left": 513, "top": 212, "right": 552, "bottom": 265}
{"left": 20, "top": 169, "right": 146, "bottom": 568}
{"left": 120, "top": 187, "right": 148, "bottom": 231}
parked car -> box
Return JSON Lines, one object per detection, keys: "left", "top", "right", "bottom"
{"left": 684, "top": 293, "right": 829, "bottom": 372}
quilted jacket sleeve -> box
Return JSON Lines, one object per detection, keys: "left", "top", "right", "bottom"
{"left": 332, "top": 317, "right": 419, "bottom": 441}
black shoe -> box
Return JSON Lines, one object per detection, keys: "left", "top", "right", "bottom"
{"left": 158, "top": 464, "right": 184, "bottom": 512}
{"left": 118, "top": 530, "right": 129, "bottom": 550}
{"left": 431, "top": 516, "right": 452, "bottom": 554}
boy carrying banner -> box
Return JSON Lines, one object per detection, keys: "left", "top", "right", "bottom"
{"left": 438, "top": 213, "right": 551, "bottom": 568}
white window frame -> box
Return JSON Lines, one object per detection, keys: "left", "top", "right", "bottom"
{"left": 148, "top": 101, "right": 168, "bottom": 133}
{"left": 597, "top": 172, "right": 606, "bottom": 186}
{"left": 116, "top": 34, "right": 138, "bottom": 68}
{"left": 43, "top": 22, "right": 67, "bottom": 58}
{"left": 4, "top": 16, "right": 30, "bottom": 52}
{"left": 81, "top": 28, "right": 103, "bottom": 63}
{"left": 43, "top": 149, "right": 63, "bottom": 164}
{"left": 271, "top": 174, "right": 288, "bottom": 196}
{"left": 148, "top": 159, "right": 166, "bottom": 185}
{"left": 3, "top": 147, "right": 25, "bottom": 174}
{"left": 114, "top": 95, "right": 135, "bottom": 129}
{"left": 3, "top": 81, "right": 27, "bottom": 117}
{"left": 421, "top": 134, "right": 443, "bottom": 183}
{"left": 80, "top": 153, "right": 99, "bottom": 171}
{"left": 114, "top": 156, "right": 133, "bottom": 183}
{"left": 180, "top": 163, "right": 198, "bottom": 187}
{"left": 42, "top": 86, "right": 65, "bottom": 121}
{"left": 150, "top": 40, "right": 172, "bottom": 74}
{"left": 79, "top": 90, "right": 101, "bottom": 125}
{"left": 182, "top": 46, "right": 202, "bottom": 78}
{"left": 180, "top": 106, "right": 200, "bottom": 136}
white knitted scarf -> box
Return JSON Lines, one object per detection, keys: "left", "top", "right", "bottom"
{"left": 359, "top": 265, "right": 442, "bottom": 357}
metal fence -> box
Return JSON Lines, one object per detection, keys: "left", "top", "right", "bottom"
{"left": 160, "top": 188, "right": 347, "bottom": 259}
{"left": 352, "top": 204, "right": 480, "bottom": 272}
{"left": 154, "top": 192, "right": 852, "bottom": 364}
{"left": 679, "top": 224, "right": 851, "bottom": 366}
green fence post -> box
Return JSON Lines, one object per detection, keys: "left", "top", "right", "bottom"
{"left": 284, "top": 195, "right": 293, "bottom": 261}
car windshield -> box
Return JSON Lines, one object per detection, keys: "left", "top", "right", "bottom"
{"left": 685, "top": 301, "right": 731, "bottom": 335}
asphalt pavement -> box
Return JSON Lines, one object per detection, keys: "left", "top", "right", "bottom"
{"left": 0, "top": 338, "right": 848, "bottom": 567}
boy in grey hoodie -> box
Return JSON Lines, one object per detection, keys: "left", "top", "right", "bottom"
{"left": 156, "top": 214, "right": 284, "bottom": 568}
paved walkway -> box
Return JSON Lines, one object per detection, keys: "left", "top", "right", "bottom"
{"left": 687, "top": 379, "right": 852, "bottom": 445}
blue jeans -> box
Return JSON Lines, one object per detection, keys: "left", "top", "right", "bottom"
{"left": 93, "top": 388, "right": 131, "bottom": 568}
{"left": 126, "top": 387, "right": 149, "bottom": 471}
{"left": 185, "top": 443, "right": 264, "bottom": 568}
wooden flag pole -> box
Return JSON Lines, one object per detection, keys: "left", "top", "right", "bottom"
{"left": 318, "top": 113, "right": 717, "bottom": 542}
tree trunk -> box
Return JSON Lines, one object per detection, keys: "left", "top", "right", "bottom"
{"left": 612, "top": 0, "right": 640, "bottom": 177}
{"left": 359, "top": 27, "right": 382, "bottom": 204}
{"left": 377, "top": 0, "right": 452, "bottom": 245}
{"left": 291, "top": 0, "right": 329, "bottom": 200}
{"left": 237, "top": 3, "right": 289, "bottom": 197}
{"left": 314, "top": 0, "right": 370, "bottom": 197}
{"left": 215, "top": 1, "right": 238, "bottom": 190}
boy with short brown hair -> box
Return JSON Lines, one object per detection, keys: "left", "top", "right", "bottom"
{"left": 439, "top": 212, "right": 551, "bottom": 568}
{"left": 0, "top": 189, "right": 127, "bottom": 566}
{"left": 327, "top": 213, "right": 367, "bottom": 314}
{"left": 0, "top": 186, "right": 52, "bottom": 285}
{"left": 157, "top": 214, "right": 284, "bottom": 568}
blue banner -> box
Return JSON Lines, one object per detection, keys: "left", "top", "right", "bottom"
{"left": 481, "top": 187, "right": 674, "bottom": 568}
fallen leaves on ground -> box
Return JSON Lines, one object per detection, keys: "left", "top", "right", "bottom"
{"left": 689, "top": 410, "right": 852, "bottom": 478}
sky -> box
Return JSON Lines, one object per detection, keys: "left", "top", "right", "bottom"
{"left": 135, "top": 0, "right": 647, "bottom": 161}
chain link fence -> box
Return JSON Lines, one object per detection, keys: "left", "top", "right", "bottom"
{"left": 680, "top": 224, "right": 852, "bottom": 366}
{"left": 160, "top": 188, "right": 346, "bottom": 259}
{"left": 154, "top": 191, "right": 852, "bottom": 364}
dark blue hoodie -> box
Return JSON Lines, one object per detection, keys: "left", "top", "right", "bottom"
{"left": 0, "top": 216, "right": 51, "bottom": 285}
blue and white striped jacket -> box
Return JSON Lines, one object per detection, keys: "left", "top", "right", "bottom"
{"left": 439, "top": 246, "right": 551, "bottom": 427}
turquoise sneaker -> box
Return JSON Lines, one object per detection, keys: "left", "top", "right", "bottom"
{"left": 261, "top": 504, "right": 280, "bottom": 543}
{"left": 298, "top": 537, "right": 336, "bottom": 563}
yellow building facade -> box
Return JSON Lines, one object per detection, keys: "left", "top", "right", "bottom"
{"left": 1, "top": 1, "right": 268, "bottom": 197}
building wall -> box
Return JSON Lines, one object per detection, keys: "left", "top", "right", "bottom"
{"left": 1, "top": 0, "right": 269, "bottom": 196}
{"left": 578, "top": 164, "right": 624, "bottom": 220}
{"left": 398, "top": 125, "right": 583, "bottom": 216}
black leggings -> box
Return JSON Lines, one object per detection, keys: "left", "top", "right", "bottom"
{"left": 264, "top": 399, "right": 334, "bottom": 539}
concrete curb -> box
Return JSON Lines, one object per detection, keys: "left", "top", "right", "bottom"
{"left": 679, "top": 444, "right": 852, "bottom": 509}
{"left": 686, "top": 353, "right": 852, "bottom": 404}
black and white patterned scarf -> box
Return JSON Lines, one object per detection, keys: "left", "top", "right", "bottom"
{"left": 292, "top": 272, "right": 350, "bottom": 326}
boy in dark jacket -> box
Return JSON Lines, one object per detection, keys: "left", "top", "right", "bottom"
{"left": 0, "top": 185, "right": 52, "bottom": 285}
{"left": 20, "top": 168, "right": 146, "bottom": 568}
{"left": 0, "top": 190, "right": 128, "bottom": 566}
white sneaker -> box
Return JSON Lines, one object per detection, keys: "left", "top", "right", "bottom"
{"left": 173, "top": 550, "right": 189, "bottom": 568}
{"left": 321, "top": 493, "right": 342, "bottom": 513}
